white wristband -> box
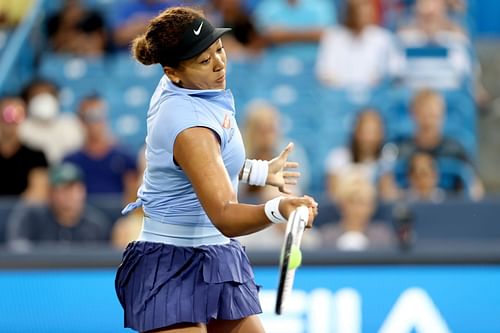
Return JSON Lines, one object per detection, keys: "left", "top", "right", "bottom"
{"left": 248, "top": 159, "right": 268, "bottom": 186}
{"left": 264, "top": 196, "right": 287, "bottom": 224}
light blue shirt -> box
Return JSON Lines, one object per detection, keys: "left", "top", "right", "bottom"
{"left": 136, "top": 76, "right": 245, "bottom": 243}
{"left": 254, "top": 0, "right": 336, "bottom": 31}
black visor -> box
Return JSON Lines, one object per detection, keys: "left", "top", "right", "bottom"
{"left": 162, "top": 17, "right": 231, "bottom": 65}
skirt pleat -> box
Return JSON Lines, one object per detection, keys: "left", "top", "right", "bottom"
{"left": 115, "top": 240, "right": 262, "bottom": 332}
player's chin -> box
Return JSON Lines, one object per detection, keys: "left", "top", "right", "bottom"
{"left": 214, "top": 76, "right": 226, "bottom": 88}
{"left": 215, "top": 82, "right": 226, "bottom": 90}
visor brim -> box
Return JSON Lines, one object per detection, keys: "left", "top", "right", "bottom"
{"left": 177, "top": 27, "right": 232, "bottom": 61}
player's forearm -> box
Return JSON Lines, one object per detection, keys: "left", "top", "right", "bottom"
{"left": 207, "top": 202, "right": 272, "bottom": 238}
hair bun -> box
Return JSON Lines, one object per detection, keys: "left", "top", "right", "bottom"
{"left": 132, "top": 34, "right": 156, "bottom": 65}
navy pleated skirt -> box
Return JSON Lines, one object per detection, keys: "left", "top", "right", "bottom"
{"left": 115, "top": 240, "right": 262, "bottom": 332}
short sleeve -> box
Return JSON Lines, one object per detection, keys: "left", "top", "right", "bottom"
{"left": 151, "top": 97, "right": 224, "bottom": 154}
{"left": 31, "top": 150, "right": 49, "bottom": 169}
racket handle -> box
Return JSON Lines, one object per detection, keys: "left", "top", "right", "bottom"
{"left": 295, "top": 206, "right": 309, "bottom": 219}
{"left": 293, "top": 206, "right": 309, "bottom": 228}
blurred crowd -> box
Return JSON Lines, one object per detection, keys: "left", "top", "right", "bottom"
{"left": 0, "top": 0, "right": 493, "bottom": 253}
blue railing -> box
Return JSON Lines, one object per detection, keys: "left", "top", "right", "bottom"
{"left": 0, "top": 0, "right": 44, "bottom": 95}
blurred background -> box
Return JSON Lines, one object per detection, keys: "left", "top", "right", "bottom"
{"left": 0, "top": 0, "right": 499, "bottom": 332}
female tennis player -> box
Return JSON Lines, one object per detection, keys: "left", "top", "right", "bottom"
{"left": 115, "top": 7, "right": 318, "bottom": 333}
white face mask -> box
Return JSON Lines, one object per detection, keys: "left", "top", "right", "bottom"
{"left": 28, "top": 93, "right": 60, "bottom": 121}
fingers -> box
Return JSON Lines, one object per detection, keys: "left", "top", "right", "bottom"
{"left": 306, "top": 204, "right": 319, "bottom": 228}
{"left": 292, "top": 195, "right": 318, "bottom": 228}
{"left": 279, "top": 142, "right": 294, "bottom": 160}
{"left": 283, "top": 171, "right": 300, "bottom": 180}
{"left": 285, "top": 161, "right": 299, "bottom": 169}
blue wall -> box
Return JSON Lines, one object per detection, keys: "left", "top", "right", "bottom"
{"left": 1, "top": 265, "right": 499, "bottom": 333}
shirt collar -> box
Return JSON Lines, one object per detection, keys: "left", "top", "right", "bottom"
{"left": 162, "top": 75, "right": 230, "bottom": 98}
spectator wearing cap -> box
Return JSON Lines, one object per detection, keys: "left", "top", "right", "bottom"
{"left": 62, "top": 95, "right": 138, "bottom": 201}
{"left": 6, "top": 162, "right": 111, "bottom": 252}
{"left": 0, "top": 96, "right": 49, "bottom": 202}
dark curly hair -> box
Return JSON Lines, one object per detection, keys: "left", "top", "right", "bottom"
{"left": 131, "top": 7, "right": 204, "bottom": 68}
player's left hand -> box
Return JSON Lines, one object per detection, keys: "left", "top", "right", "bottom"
{"left": 266, "top": 142, "right": 300, "bottom": 194}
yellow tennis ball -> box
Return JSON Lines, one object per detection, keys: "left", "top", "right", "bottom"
{"left": 288, "top": 246, "right": 302, "bottom": 270}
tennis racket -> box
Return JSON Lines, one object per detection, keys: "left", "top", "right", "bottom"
{"left": 275, "top": 205, "right": 309, "bottom": 315}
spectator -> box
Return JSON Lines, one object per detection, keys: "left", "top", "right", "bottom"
{"left": 0, "top": 96, "right": 48, "bottom": 202}
{"left": 398, "top": 0, "right": 466, "bottom": 38}
{"left": 18, "top": 78, "right": 84, "bottom": 164}
{"left": 395, "top": 88, "right": 483, "bottom": 199}
{"left": 315, "top": 0, "right": 403, "bottom": 88}
{"left": 405, "top": 152, "right": 446, "bottom": 202}
{"left": 253, "top": 0, "right": 336, "bottom": 46}
{"left": 63, "top": 95, "right": 137, "bottom": 200}
{"left": 396, "top": 0, "right": 472, "bottom": 89}
{"left": 46, "top": 0, "right": 108, "bottom": 56}
{"left": 325, "top": 109, "right": 399, "bottom": 201}
{"left": 397, "top": 88, "right": 469, "bottom": 162}
{"left": 208, "top": 0, "right": 267, "bottom": 57}
{"left": 6, "top": 162, "right": 111, "bottom": 252}
{"left": 321, "top": 170, "right": 396, "bottom": 251}
{"left": 111, "top": 147, "right": 146, "bottom": 250}
{"left": 239, "top": 99, "right": 311, "bottom": 202}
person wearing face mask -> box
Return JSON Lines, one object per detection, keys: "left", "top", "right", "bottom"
{"left": 0, "top": 96, "right": 49, "bottom": 202}
{"left": 18, "top": 78, "right": 84, "bottom": 165}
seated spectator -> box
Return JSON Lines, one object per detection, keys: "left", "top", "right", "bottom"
{"left": 381, "top": 0, "right": 467, "bottom": 30}
{"left": 405, "top": 152, "right": 446, "bottom": 202}
{"left": 0, "top": 0, "right": 33, "bottom": 28}
{"left": 315, "top": 0, "right": 403, "bottom": 88}
{"left": 0, "top": 96, "right": 48, "bottom": 202}
{"left": 321, "top": 170, "right": 396, "bottom": 251}
{"left": 6, "top": 163, "right": 111, "bottom": 252}
{"left": 208, "top": 0, "right": 267, "bottom": 57}
{"left": 46, "top": 0, "right": 108, "bottom": 56}
{"left": 325, "top": 109, "right": 399, "bottom": 201}
{"left": 63, "top": 95, "right": 137, "bottom": 200}
{"left": 253, "top": 0, "right": 336, "bottom": 46}
{"left": 396, "top": 0, "right": 472, "bottom": 89}
{"left": 398, "top": 0, "right": 466, "bottom": 39}
{"left": 397, "top": 88, "right": 468, "bottom": 162}
{"left": 239, "top": 99, "right": 310, "bottom": 203}
{"left": 18, "top": 78, "right": 84, "bottom": 164}
{"left": 395, "top": 88, "right": 483, "bottom": 198}
{"left": 111, "top": 147, "right": 146, "bottom": 250}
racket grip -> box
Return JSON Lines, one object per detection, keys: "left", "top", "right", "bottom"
{"left": 295, "top": 206, "right": 309, "bottom": 224}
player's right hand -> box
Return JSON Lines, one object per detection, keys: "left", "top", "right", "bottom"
{"left": 279, "top": 195, "right": 318, "bottom": 228}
